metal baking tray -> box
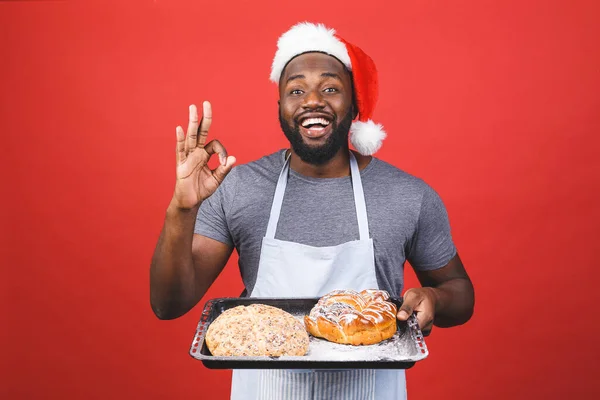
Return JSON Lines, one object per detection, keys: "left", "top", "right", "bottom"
{"left": 189, "top": 297, "right": 428, "bottom": 369}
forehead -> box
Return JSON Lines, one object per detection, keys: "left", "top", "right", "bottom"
{"left": 280, "top": 52, "right": 350, "bottom": 82}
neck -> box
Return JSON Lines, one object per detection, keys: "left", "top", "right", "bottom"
{"left": 286, "top": 147, "right": 371, "bottom": 178}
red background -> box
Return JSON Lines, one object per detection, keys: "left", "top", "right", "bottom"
{"left": 2, "top": 0, "right": 599, "bottom": 399}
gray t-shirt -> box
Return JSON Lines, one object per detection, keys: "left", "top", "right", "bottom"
{"left": 194, "top": 150, "right": 456, "bottom": 298}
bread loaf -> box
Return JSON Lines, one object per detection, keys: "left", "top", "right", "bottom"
{"left": 304, "top": 289, "right": 398, "bottom": 346}
{"left": 205, "top": 304, "right": 309, "bottom": 357}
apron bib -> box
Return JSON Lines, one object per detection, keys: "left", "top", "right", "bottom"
{"left": 230, "top": 151, "right": 407, "bottom": 400}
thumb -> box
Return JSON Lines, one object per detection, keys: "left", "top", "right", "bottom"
{"left": 213, "top": 155, "right": 236, "bottom": 183}
{"left": 397, "top": 290, "right": 419, "bottom": 321}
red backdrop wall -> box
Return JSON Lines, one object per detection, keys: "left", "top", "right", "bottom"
{"left": 2, "top": 0, "right": 599, "bottom": 399}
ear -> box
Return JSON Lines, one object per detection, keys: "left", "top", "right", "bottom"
{"left": 352, "top": 96, "right": 358, "bottom": 120}
{"left": 348, "top": 71, "right": 358, "bottom": 119}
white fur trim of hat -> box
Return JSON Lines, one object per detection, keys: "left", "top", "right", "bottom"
{"left": 270, "top": 22, "right": 386, "bottom": 156}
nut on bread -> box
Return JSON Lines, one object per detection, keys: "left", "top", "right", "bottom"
{"left": 206, "top": 304, "right": 309, "bottom": 357}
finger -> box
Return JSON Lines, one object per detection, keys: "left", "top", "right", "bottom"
{"left": 397, "top": 290, "right": 420, "bottom": 321}
{"left": 185, "top": 104, "right": 200, "bottom": 153}
{"left": 197, "top": 101, "right": 212, "bottom": 148}
{"left": 421, "top": 321, "right": 433, "bottom": 336}
{"left": 416, "top": 311, "right": 434, "bottom": 331}
{"left": 204, "top": 139, "right": 228, "bottom": 166}
{"left": 176, "top": 126, "right": 186, "bottom": 164}
{"left": 212, "top": 155, "right": 237, "bottom": 184}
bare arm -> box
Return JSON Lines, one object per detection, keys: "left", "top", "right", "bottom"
{"left": 397, "top": 253, "right": 474, "bottom": 333}
{"left": 150, "top": 203, "right": 233, "bottom": 320}
{"left": 415, "top": 253, "right": 474, "bottom": 327}
{"left": 150, "top": 102, "right": 236, "bottom": 320}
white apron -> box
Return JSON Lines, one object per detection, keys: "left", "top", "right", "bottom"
{"left": 230, "top": 151, "right": 407, "bottom": 400}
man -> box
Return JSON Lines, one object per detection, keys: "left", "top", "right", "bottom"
{"left": 150, "top": 22, "right": 475, "bottom": 400}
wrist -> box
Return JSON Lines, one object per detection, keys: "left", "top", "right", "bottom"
{"left": 167, "top": 198, "right": 201, "bottom": 216}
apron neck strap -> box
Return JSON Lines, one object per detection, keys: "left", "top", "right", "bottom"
{"left": 265, "top": 152, "right": 292, "bottom": 239}
{"left": 265, "top": 151, "right": 370, "bottom": 240}
{"left": 349, "top": 151, "right": 370, "bottom": 240}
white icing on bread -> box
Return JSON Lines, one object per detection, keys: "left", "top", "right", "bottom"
{"left": 304, "top": 289, "right": 398, "bottom": 346}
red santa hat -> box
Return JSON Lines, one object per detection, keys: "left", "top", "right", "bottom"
{"left": 270, "top": 22, "right": 386, "bottom": 156}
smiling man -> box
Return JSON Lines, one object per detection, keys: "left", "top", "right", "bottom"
{"left": 279, "top": 53, "right": 356, "bottom": 167}
{"left": 150, "top": 22, "right": 475, "bottom": 400}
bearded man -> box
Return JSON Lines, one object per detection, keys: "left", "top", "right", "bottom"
{"left": 150, "top": 22, "right": 475, "bottom": 400}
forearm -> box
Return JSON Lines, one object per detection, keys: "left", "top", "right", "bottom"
{"left": 428, "top": 278, "right": 474, "bottom": 328}
{"left": 150, "top": 200, "right": 200, "bottom": 320}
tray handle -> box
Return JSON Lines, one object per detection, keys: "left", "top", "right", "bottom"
{"left": 407, "top": 313, "right": 429, "bottom": 356}
{"left": 189, "top": 299, "right": 216, "bottom": 357}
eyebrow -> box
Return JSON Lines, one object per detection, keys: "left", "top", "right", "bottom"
{"left": 320, "top": 72, "right": 342, "bottom": 81}
{"left": 286, "top": 74, "right": 305, "bottom": 83}
{"left": 285, "top": 72, "right": 343, "bottom": 84}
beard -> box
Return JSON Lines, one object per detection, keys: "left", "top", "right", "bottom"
{"left": 279, "top": 109, "right": 354, "bottom": 166}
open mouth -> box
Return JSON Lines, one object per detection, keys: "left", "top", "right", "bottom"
{"left": 298, "top": 116, "right": 333, "bottom": 139}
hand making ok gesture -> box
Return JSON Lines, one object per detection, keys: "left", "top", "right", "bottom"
{"left": 172, "top": 101, "right": 236, "bottom": 210}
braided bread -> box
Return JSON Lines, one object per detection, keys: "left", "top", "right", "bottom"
{"left": 304, "top": 289, "right": 398, "bottom": 345}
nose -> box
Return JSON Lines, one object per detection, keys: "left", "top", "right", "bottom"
{"left": 302, "top": 89, "right": 326, "bottom": 109}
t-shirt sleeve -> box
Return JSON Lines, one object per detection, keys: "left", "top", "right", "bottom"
{"left": 406, "top": 183, "right": 457, "bottom": 271}
{"left": 193, "top": 168, "right": 238, "bottom": 246}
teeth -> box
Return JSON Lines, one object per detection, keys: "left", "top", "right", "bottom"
{"left": 301, "top": 117, "right": 330, "bottom": 127}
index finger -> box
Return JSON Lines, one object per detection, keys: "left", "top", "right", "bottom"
{"left": 397, "top": 290, "right": 419, "bottom": 320}
{"left": 197, "top": 101, "right": 213, "bottom": 148}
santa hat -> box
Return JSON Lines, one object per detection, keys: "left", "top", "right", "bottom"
{"left": 270, "top": 22, "right": 386, "bottom": 156}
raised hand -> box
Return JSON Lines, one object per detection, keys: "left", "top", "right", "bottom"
{"left": 172, "top": 101, "right": 236, "bottom": 210}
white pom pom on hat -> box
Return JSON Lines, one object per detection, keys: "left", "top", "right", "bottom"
{"left": 270, "top": 22, "right": 386, "bottom": 156}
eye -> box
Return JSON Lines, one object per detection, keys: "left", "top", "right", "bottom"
{"left": 323, "top": 87, "right": 338, "bottom": 93}
{"left": 290, "top": 89, "right": 304, "bottom": 95}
